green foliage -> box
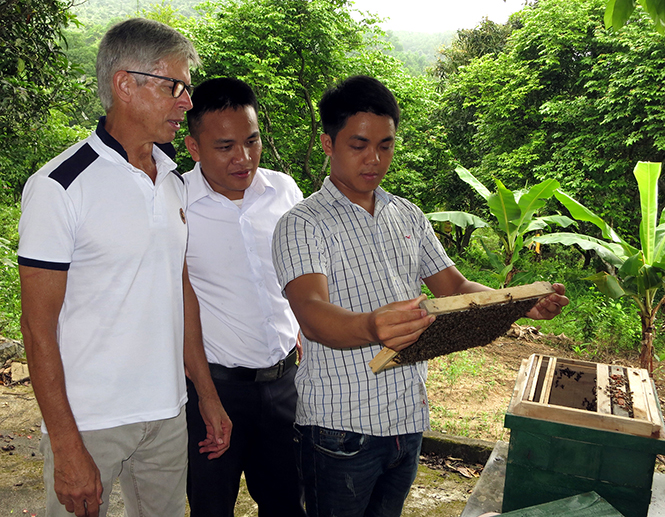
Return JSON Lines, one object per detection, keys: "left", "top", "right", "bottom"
{"left": 435, "top": 0, "right": 665, "bottom": 238}
{"left": 427, "top": 166, "right": 575, "bottom": 286}
{"left": 535, "top": 285, "right": 644, "bottom": 356}
{"left": 382, "top": 77, "right": 456, "bottom": 212}
{"left": 606, "top": 0, "right": 665, "bottom": 34}
{"left": 1, "top": 0, "right": 95, "bottom": 204}
{"left": 451, "top": 249, "right": 502, "bottom": 289}
{"left": 433, "top": 17, "right": 517, "bottom": 82}
{"left": 536, "top": 162, "right": 665, "bottom": 369}
{"left": 382, "top": 30, "right": 454, "bottom": 76}
{"left": 0, "top": 0, "right": 92, "bottom": 138}
{"left": 182, "top": 0, "right": 452, "bottom": 202}
{"left": 183, "top": 0, "right": 379, "bottom": 193}
{"left": 428, "top": 211, "right": 490, "bottom": 255}
{"left": 0, "top": 110, "right": 91, "bottom": 202}
{"left": 452, "top": 234, "right": 653, "bottom": 356}
{"left": 0, "top": 203, "right": 21, "bottom": 339}
{"left": 72, "top": 0, "right": 202, "bottom": 24}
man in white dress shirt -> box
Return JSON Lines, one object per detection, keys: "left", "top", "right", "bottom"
{"left": 183, "top": 77, "right": 306, "bottom": 516}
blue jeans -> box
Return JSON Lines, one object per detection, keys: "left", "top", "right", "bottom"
{"left": 295, "top": 424, "right": 422, "bottom": 517}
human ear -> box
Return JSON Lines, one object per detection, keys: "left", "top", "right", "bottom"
{"left": 184, "top": 135, "right": 201, "bottom": 162}
{"left": 320, "top": 133, "right": 333, "bottom": 157}
{"left": 113, "top": 70, "right": 133, "bottom": 104}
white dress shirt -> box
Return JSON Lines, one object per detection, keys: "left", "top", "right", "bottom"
{"left": 184, "top": 163, "right": 303, "bottom": 368}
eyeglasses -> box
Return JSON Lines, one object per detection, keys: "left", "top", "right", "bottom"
{"left": 125, "top": 70, "right": 193, "bottom": 98}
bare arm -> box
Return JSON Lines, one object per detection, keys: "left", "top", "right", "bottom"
{"left": 182, "top": 262, "right": 232, "bottom": 459}
{"left": 423, "top": 266, "right": 568, "bottom": 320}
{"left": 423, "top": 266, "right": 492, "bottom": 298}
{"left": 284, "top": 273, "right": 434, "bottom": 352}
{"left": 19, "top": 265, "right": 103, "bottom": 517}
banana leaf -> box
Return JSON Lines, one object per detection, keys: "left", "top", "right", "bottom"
{"left": 455, "top": 166, "right": 491, "bottom": 201}
{"left": 534, "top": 232, "right": 625, "bottom": 268}
{"left": 634, "top": 161, "right": 661, "bottom": 265}
{"left": 426, "top": 211, "right": 489, "bottom": 230}
{"left": 584, "top": 271, "right": 626, "bottom": 299}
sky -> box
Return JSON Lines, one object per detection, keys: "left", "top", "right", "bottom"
{"left": 350, "top": 0, "right": 528, "bottom": 33}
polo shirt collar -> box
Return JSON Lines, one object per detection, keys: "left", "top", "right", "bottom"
{"left": 95, "top": 117, "right": 177, "bottom": 162}
{"left": 187, "top": 164, "right": 274, "bottom": 207}
{"left": 321, "top": 176, "right": 393, "bottom": 211}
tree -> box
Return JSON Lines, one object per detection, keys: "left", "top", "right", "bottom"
{"left": 183, "top": 0, "right": 372, "bottom": 192}
{"left": 0, "top": 0, "right": 90, "bottom": 137}
{"left": 435, "top": 0, "right": 665, "bottom": 241}
{"left": 433, "top": 17, "right": 516, "bottom": 82}
{"left": 1, "top": 0, "right": 94, "bottom": 200}
{"left": 183, "top": 0, "right": 452, "bottom": 201}
{"left": 535, "top": 162, "right": 665, "bottom": 372}
{"left": 0, "top": 110, "right": 90, "bottom": 202}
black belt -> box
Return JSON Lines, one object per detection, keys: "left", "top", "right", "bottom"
{"left": 208, "top": 348, "right": 297, "bottom": 383}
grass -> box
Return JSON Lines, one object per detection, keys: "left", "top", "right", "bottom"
{"left": 426, "top": 348, "right": 512, "bottom": 442}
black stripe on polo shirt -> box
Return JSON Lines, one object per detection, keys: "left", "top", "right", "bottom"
{"left": 18, "top": 256, "right": 70, "bottom": 271}
{"left": 155, "top": 141, "right": 176, "bottom": 160}
{"left": 95, "top": 117, "right": 128, "bottom": 161}
{"left": 170, "top": 169, "right": 184, "bottom": 184}
{"left": 48, "top": 143, "right": 99, "bottom": 190}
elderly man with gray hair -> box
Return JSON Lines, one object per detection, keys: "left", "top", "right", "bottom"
{"left": 17, "top": 18, "right": 231, "bottom": 517}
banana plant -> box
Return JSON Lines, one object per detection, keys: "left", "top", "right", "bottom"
{"left": 427, "top": 211, "right": 489, "bottom": 256}
{"left": 427, "top": 166, "right": 575, "bottom": 286}
{"left": 534, "top": 162, "right": 664, "bottom": 372}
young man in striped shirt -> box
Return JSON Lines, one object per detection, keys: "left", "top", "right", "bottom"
{"left": 272, "top": 75, "right": 568, "bottom": 517}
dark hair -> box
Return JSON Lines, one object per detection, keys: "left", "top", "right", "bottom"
{"left": 318, "top": 75, "right": 400, "bottom": 142}
{"left": 187, "top": 77, "right": 259, "bottom": 138}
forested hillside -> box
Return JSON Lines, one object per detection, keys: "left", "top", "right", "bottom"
{"left": 72, "top": 0, "right": 202, "bottom": 23}
{"left": 383, "top": 30, "right": 455, "bottom": 74}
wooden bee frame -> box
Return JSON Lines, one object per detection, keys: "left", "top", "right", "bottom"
{"left": 369, "top": 281, "right": 555, "bottom": 374}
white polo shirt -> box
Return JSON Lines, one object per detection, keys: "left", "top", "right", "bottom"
{"left": 184, "top": 164, "right": 302, "bottom": 369}
{"left": 18, "top": 119, "right": 188, "bottom": 432}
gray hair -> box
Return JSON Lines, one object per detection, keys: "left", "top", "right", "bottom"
{"left": 96, "top": 18, "right": 200, "bottom": 112}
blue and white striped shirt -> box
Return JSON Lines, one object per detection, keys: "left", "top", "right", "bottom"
{"left": 272, "top": 177, "right": 454, "bottom": 436}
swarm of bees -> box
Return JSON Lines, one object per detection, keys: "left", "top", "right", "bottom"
{"left": 393, "top": 297, "right": 540, "bottom": 365}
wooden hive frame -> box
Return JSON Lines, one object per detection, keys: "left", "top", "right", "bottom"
{"left": 369, "top": 281, "right": 555, "bottom": 374}
{"left": 508, "top": 354, "right": 664, "bottom": 438}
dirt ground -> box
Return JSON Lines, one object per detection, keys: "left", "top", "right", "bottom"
{"left": 0, "top": 369, "right": 479, "bottom": 516}
{"left": 0, "top": 332, "right": 659, "bottom": 516}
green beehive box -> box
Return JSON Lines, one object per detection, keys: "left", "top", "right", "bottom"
{"left": 503, "top": 355, "right": 665, "bottom": 517}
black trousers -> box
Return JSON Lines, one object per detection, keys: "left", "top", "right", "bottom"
{"left": 185, "top": 365, "right": 306, "bottom": 517}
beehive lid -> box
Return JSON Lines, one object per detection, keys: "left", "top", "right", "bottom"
{"left": 508, "top": 354, "right": 664, "bottom": 438}
{"left": 501, "top": 491, "right": 624, "bottom": 516}
{"left": 369, "top": 281, "right": 555, "bottom": 373}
